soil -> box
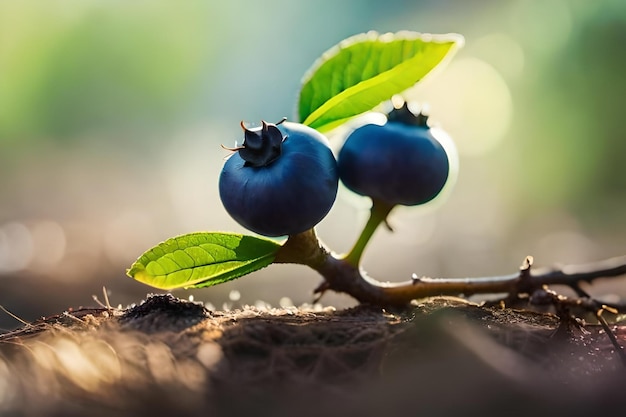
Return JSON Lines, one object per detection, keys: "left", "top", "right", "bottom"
{"left": 0, "top": 294, "right": 625, "bottom": 417}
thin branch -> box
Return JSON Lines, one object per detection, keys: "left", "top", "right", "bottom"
{"left": 276, "top": 231, "right": 626, "bottom": 308}
{"left": 0, "top": 305, "right": 33, "bottom": 328}
{"left": 325, "top": 254, "right": 626, "bottom": 307}
{"left": 364, "top": 254, "right": 626, "bottom": 306}
{"left": 525, "top": 285, "right": 626, "bottom": 366}
{"left": 596, "top": 309, "right": 626, "bottom": 367}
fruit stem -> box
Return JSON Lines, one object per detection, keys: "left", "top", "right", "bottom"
{"left": 343, "top": 199, "right": 395, "bottom": 267}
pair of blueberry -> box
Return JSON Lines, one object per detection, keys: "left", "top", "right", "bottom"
{"left": 219, "top": 101, "right": 451, "bottom": 237}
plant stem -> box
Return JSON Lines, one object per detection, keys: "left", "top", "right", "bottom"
{"left": 275, "top": 229, "right": 626, "bottom": 308}
{"left": 343, "top": 199, "right": 395, "bottom": 267}
{"left": 330, "top": 254, "right": 626, "bottom": 307}
{"left": 274, "top": 228, "right": 328, "bottom": 268}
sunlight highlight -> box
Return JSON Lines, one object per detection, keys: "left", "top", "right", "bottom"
{"left": 31, "top": 336, "right": 122, "bottom": 393}
{"left": 472, "top": 33, "right": 525, "bottom": 79}
{"left": 408, "top": 57, "right": 513, "bottom": 157}
{"left": 30, "top": 220, "right": 66, "bottom": 269}
{"left": 0, "top": 222, "right": 33, "bottom": 273}
{"left": 0, "top": 356, "right": 14, "bottom": 409}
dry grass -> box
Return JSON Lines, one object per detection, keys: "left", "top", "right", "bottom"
{"left": 0, "top": 294, "right": 625, "bottom": 417}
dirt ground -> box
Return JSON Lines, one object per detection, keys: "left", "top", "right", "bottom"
{"left": 0, "top": 294, "right": 625, "bottom": 417}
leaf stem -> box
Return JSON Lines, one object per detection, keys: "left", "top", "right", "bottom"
{"left": 343, "top": 199, "right": 395, "bottom": 267}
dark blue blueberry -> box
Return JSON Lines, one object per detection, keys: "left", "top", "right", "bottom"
{"left": 338, "top": 102, "right": 450, "bottom": 206}
{"left": 219, "top": 120, "right": 338, "bottom": 237}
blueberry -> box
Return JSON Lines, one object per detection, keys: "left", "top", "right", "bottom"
{"left": 219, "top": 119, "right": 338, "bottom": 237}
{"left": 337, "top": 102, "right": 451, "bottom": 206}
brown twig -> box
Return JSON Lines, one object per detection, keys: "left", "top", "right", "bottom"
{"left": 525, "top": 284, "right": 626, "bottom": 366}
{"left": 275, "top": 230, "right": 626, "bottom": 308}
{"left": 596, "top": 309, "right": 626, "bottom": 367}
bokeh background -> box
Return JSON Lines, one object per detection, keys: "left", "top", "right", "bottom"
{"left": 1, "top": 0, "right": 625, "bottom": 331}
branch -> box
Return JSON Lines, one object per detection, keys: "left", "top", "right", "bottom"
{"left": 379, "top": 254, "right": 626, "bottom": 305}
{"left": 275, "top": 231, "right": 626, "bottom": 307}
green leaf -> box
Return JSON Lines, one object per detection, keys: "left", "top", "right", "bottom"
{"left": 127, "top": 232, "right": 282, "bottom": 290}
{"left": 298, "top": 31, "right": 464, "bottom": 132}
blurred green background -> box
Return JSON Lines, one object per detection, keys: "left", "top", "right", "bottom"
{"left": 1, "top": 0, "right": 625, "bottom": 330}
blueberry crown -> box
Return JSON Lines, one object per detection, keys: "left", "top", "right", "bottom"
{"left": 235, "top": 118, "right": 287, "bottom": 167}
{"left": 386, "top": 100, "right": 429, "bottom": 128}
